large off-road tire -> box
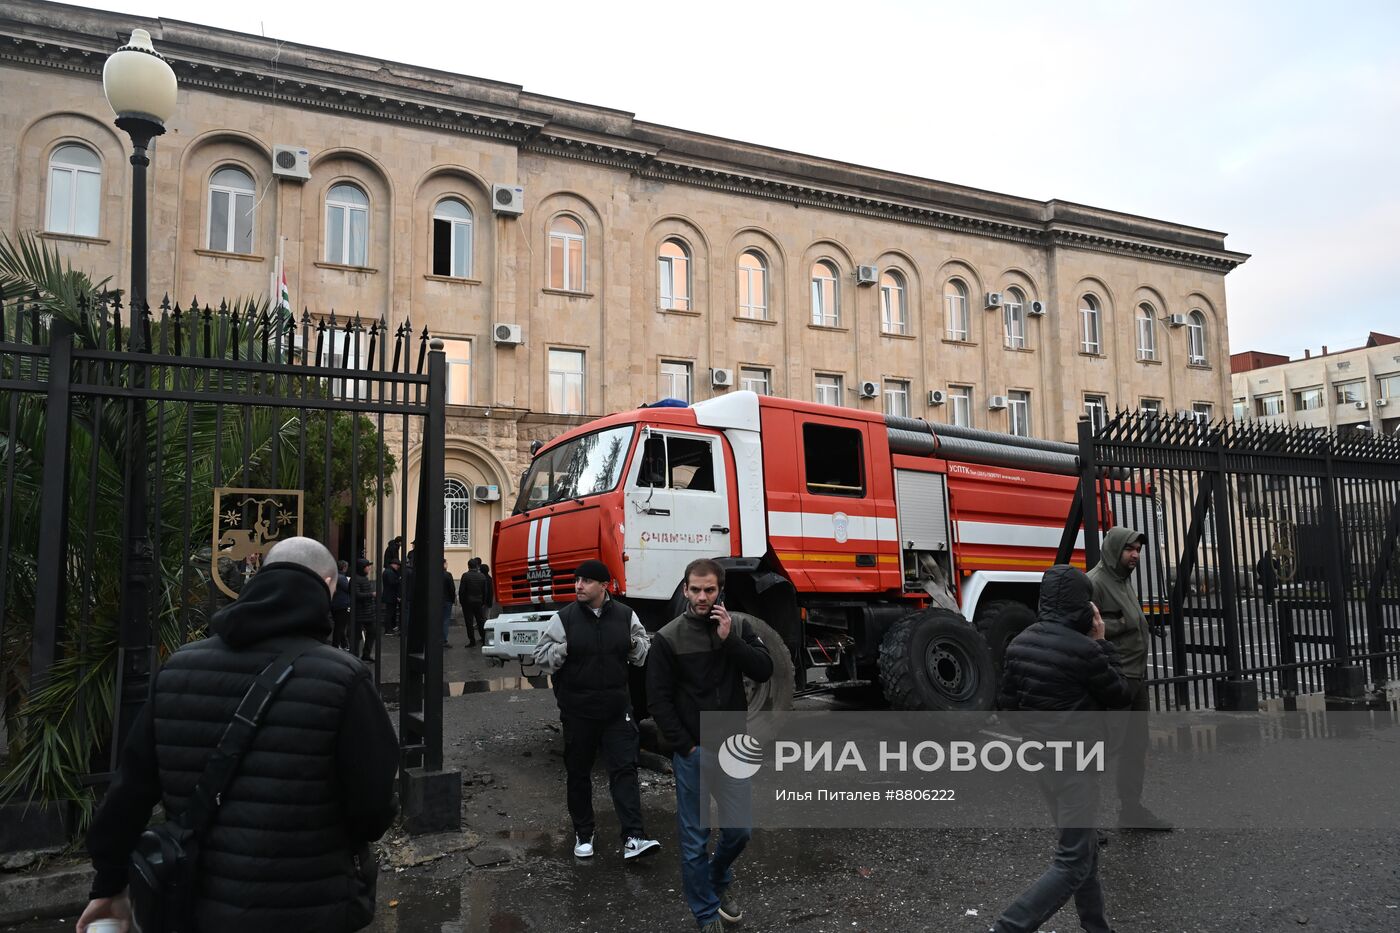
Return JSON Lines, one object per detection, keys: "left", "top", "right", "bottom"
{"left": 743, "top": 615, "right": 795, "bottom": 715}
{"left": 974, "top": 599, "right": 1037, "bottom": 677}
{"left": 878, "top": 609, "right": 997, "bottom": 711}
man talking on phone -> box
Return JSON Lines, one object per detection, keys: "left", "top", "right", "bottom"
{"left": 647, "top": 558, "right": 773, "bottom": 932}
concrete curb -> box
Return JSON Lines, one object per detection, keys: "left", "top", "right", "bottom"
{"left": 0, "top": 862, "right": 93, "bottom": 924}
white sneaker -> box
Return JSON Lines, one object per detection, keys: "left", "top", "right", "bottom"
{"left": 573, "top": 834, "right": 594, "bottom": 858}
{"left": 622, "top": 836, "right": 660, "bottom": 859}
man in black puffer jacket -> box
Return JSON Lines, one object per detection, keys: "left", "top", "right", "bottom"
{"left": 78, "top": 537, "right": 398, "bottom": 933}
{"left": 993, "top": 564, "right": 1133, "bottom": 933}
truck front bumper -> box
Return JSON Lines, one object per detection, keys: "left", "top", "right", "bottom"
{"left": 482, "top": 607, "right": 555, "bottom": 663}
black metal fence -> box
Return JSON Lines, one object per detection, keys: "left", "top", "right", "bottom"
{"left": 1066, "top": 412, "right": 1400, "bottom": 711}
{"left": 0, "top": 291, "right": 446, "bottom": 802}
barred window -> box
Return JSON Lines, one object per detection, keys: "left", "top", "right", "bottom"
{"left": 445, "top": 478, "right": 470, "bottom": 548}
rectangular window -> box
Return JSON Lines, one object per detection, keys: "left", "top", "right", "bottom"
{"left": 1003, "top": 303, "right": 1026, "bottom": 349}
{"left": 884, "top": 379, "right": 910, "bottom": 418}
{"left": 1081, "top": 308, "right": 1101, "bottom": 354}
{"left": 1293, "top": 387, "right": 1324, "bottom": 411}
{"left": 1256, "top": 393, "right": 1285, "bottom": 417}
{"left": 1142, "top": 398, "right": 1163, "bottom": 418}
{"left": 811, "top": 278, "right": 838, "bottom": 327}
{"left": 1231, "top": 398, "right": 1246, "bottom": 420}
{"left": 1084, "top": 394, "right": 1108, "bottom": 432}
{"left": 1335, "top": 381, "right": 1365, "bottom": 404}
{"left": 945, "top": 292, "right": 969, "bottom": 341}
{"left": 815, "top": 373, "right": 843, "bottom": 407}
{"left": 1378, "top": 373, "right": 1400, "bottom": 400}
{"left": 659, "top": 360, "right": 693, "bottom": 403}
{"left": 548, "top": 349, "right": 585, "bottom": 414}
{"left": 739, "top": 366, "right": 770, "bottom": 395}
{"left": 1008, "top": 390, "right": 1031, "bottom": 437}
{"left": 1192, "top": 402, "right": 1214, "bottom": 424}
{"left": 442, "top": 338, "right": 471, "bottom": 406}
{"left": 948, "top": 384, "right": 973, "bottom": 428}
{"left": 803, "top": 422, "right": 865, "bottom": 497}
{"left": 1137, "top": 316, "right": 1157, "bottom": 360}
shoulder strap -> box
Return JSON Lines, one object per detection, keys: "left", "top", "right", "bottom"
{"left": 179, "top": 645, "right": 310, "bottom": 836}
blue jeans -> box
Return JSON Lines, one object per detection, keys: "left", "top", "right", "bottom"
{"left": 672, "top": 748, "right": 752, "bottom": 927}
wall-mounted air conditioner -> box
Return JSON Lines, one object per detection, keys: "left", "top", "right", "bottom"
{"left": 473, "top": 485, "right": 501, "bottom": 502}
{"left": 272, "top": 145, "right": 311, "bottom": 180}
{"left": 1376, "top": 398, "right": 1391, "bottom": 408}
{"left": 859, "top": 380, "right": 879, "bottom": 399}
{"left": 711, "top": 368, "right": 734, "bottom": 388}
{"left": 1167, "top": 314, "right": 1188, "bottom": 327}
{"left": 987, "top": 394, "right": 1008, "bottom": 410}
{"left": 492, "top": 184, "right": 525, "bottom": 215}
{"left": 1028, "top": 300, "right": 1047, "bottom": 316}
{"left": 493, "top": 323, "right": 523, "bottom": 346}
{"left": 985, "top": 292, "right": 1003, "bottom": 309}
{"left": 856, "top": 265, "right": 879, "bottom": 285}
{"left": 928, "top": 389, "right": 947, "bottom": 406}
{"left": 1354, "top": 400, "right": 1369, "bottom": 410}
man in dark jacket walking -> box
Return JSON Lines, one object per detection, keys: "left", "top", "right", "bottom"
{"left": 352, "top": 557, "right": 378, "bottom": 661}
{"left": 77, "top": 536, "right": 398, "bottom": 933}
{"left": 332, "top": 559, "right": 353, "bottom": 649}
{"left": 458, "top": 558, "right": 489, "bottom": 647}
{"left": 647, "top": 558, "right": 773, "bottom": 932}
{"left": 1088, "top": 526, "right": 1171, "bottom": 830}
{"left": 533, "top": 559, "right": 659, "bottom": 862}
{"left": 381, "top": 557, "right": 402, "bottom": 634}
{"left": 993, "top": 564, "right": 1134, "bottom": 933}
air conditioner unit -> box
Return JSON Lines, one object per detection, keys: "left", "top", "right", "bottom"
{"left": 928, "top": 389, "right": 947, "bottom": 406}
{"left": 711, "top": 367, "right": 734, "bottom": 388}
{"left": 473, "top": 484, "right": 501, "bottom": 502}
{"left": 491, "top": 184, "right": 525, "bottom": 216}
{"left": 1376, "top": 398, "right": 1391, "bottom": 408}
{"left": 1354, "top": 400, "right": 1369, "bottom": 410}
{"left": 985, "top": 292, "right": 1004, "bottom": 309}
{"left": 987, "top": 394, "right": 1008, "bottom": 410}
{"left": 1028, "top": 300, "right": 1047, "bottom": 316}
{"left": 1167, "top": 313, "right": 1188, "bottom": 327}
{"left": 493, "top": 323, "right": 523, "bottom": 346}
{"left": 271, "top": 145, "right": 310, "bottom": 181}
{"left": 855, "top": 265, "right": 879, "bottom": 286}
{"left": 859, "top": 380, "right": 879, "bottom": 399}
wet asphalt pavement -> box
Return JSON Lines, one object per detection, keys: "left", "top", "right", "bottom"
{"left": 8, "top": 631, "right": 1400, "bottom": 933}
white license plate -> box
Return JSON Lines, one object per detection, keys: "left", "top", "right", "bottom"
{"left": 512, "top": 631, "right": 538, "bottom": 646}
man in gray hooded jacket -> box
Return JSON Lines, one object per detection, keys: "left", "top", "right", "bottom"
{"left": 1087, "top": 526, "right": 1171, "bottom": 831}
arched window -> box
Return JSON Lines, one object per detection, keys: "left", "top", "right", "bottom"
{"left": 1187, "top": 310, "right": 1208, "bottom": 364}
{"left": 432, "top": 198, "right": 473, "bottom": 278}
{"left": 1003, "top": 286, "right": 1027, "bottom": 349}
{"left": 810, "top": 260, "right": 840, "bottom": 327}
{"left": 944, "top": 279, "right": 970, "bottom": 341}
{"left": 737, "top": 250, "right": 768, "bottom": 319}
{"left": 658, "top": 239, "right": 691, "bottom": 311}
{"left": 1136, "top": 303, "right": 1158, "bottom": 361}
{"left": 1080, "top": 295, "right": 1102, "bottom": 354}
{"left": 445, "top": 478, "right": 470, "bottom": 548}
{"left": 208, "top": 166, "right": 256, "bottom": 254}
{"left": 46, "top": 143, "right": 101, "bottom": 236}
{"left": 880, "top": 270, "right": 908, "bottom": 335}
{"left": 325, "top": 183, "right": 369, "bottom": 266}
{"left": 548, "top": 215, "right": 586, "bottom": 291}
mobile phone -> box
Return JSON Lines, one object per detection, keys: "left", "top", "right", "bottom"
{"left": 709, "top": 590, "right": 726, "bottom": 623}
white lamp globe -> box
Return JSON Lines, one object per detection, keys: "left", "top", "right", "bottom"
{"left": 102, "top": 28, "right": 177, "bottom": 125}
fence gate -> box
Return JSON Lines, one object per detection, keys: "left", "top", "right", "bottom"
{"left": 1, "top": 293, "right": 448, "bottom": 810}
{"left": 1067, "top": 412, "right": 1400, "bottom": 711}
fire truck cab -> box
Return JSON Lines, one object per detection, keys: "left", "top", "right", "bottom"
{"left": 485, "top": 391, "right": 1102, "bottom": 714}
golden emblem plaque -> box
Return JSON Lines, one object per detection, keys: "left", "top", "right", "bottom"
{"left": 212, "top": 488, "right": 304, "bottom": 598}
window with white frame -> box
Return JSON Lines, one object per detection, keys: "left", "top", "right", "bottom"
{"left": 548, "top": 349, "right": 585, "bottom": 414}
{"left": 1192, "top": 402, "right": 1214, "bottom": 424}
{"left": 208, "top": 166, "right": 255, "bottom": 254}
{"left": 432, "top": 198, "right": 473, "bottom": 278}
{"left": 1335, "top": 381, "right": 1365, "bottom": 404}
{"left": 1232, "top": 398, "right": 1247, "bottom": 420}
{"left": 659, "top": 359, "right": 693, "bottom": 402}
{"left": 1008, "top": 390, "right": 1031, "bottom": 437}
{"left": 948, "top": 384, "right": 973, "bottom": 427}
{"left": 739, "top": 366, "right": 770, "bottom": 395}
{"left": 1136, "top": 303, "right": 1158, "bottom": 361}
{"left": 1255, "top": 393, "right": 1284, "bottom": 417}
{"left": 1080, "top": 295, "right": 1102, "bottom": 354}
{"left": 1293, "top": 387, "right": 1324, "bottom": 411}
{"left": 1084, "top": 393, "right": 1108, "bottom": 432}
{"left": 1003, "top": 286, "right": 1027, "bottom": 349}
{"left": 46, "top": 143, "right": 101, "bottom": 237}
{"left": 442, "top": 337, "right": 471, "bottom": 405}
{"left": 815, "top": 373, "right": 843, "bottom": 406}
{"left": 880, "top": 270, "right": 908, "bottom": 335}
{"left": 1376, "top": 373, "right": 1400, "bottom": 399}
{"left": 884, "top": 379, "right": 910, "bottom": 417}
{"left": 810, "top": 260, "right": 840, "bottom": 327}
{"left": 548, "top": 215, "right": 586, "bottom": 291}
{"left": 945, "top": 279, "right": 970, "bottom": 341}
{"left": 658, "top": 239, "right": 691, "bottom": 311}
{"left": 444, "top": 478, "right": 470, "bottom": 548}
{"left": 325, "top": 183, "right": 369, "bottom": 266}
{"left": 1142, "top": 398, "right": 1164, "bottom": 418}
{"left": 1187, "top": 310, "right": 1208, "bottom": 364}
{"left": 737, "top": 250, "right": 768, "bottom": 319}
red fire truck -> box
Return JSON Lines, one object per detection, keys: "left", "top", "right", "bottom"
{"left": 484, "top": 391, "right": 1132, "bottom": 714}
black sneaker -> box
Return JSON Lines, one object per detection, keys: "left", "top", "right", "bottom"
{"left": 718, "top": 886, "right": 742, "bottom": 923}
{"left": 1120, "top": 807, "right": 1174, "bottom": 831}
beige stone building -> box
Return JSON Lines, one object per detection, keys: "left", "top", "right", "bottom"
{"left": 1231, "top": 333, "right": 1400, "bottom": 435}
{"left": 1, "top": 0, "right": 1248, "bottom": 572}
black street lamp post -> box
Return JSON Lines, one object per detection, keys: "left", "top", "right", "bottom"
{"left": 103, "top": 28, "right": 177, "bottom": 754}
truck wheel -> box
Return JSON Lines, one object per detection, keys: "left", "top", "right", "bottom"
{"left": 878, "top": 609, "right": 997, "bottom": 711}
{"left": 974, "top": 600, "right": 1037, "bottom": 676}
{"left": 743, "top": 616, "right": 795, "bottom": 716}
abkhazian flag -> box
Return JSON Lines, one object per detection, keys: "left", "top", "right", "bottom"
{"left": 277, "top": 267, "right": 291, "bottom": 314}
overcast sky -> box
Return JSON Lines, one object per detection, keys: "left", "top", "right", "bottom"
{"left": 75, "top": 0, "right": 1400, "bottom": 357}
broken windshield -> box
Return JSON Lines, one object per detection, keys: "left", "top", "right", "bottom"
{"left": 513, "top": 425, "right": 635, "bottom": 514}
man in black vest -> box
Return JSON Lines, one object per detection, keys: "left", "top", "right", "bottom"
{"left": 77, "top": 537, "right": 398, "bottom": 933}
{"left": 533, "top": 559, "right": 659, "bottom": 861}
